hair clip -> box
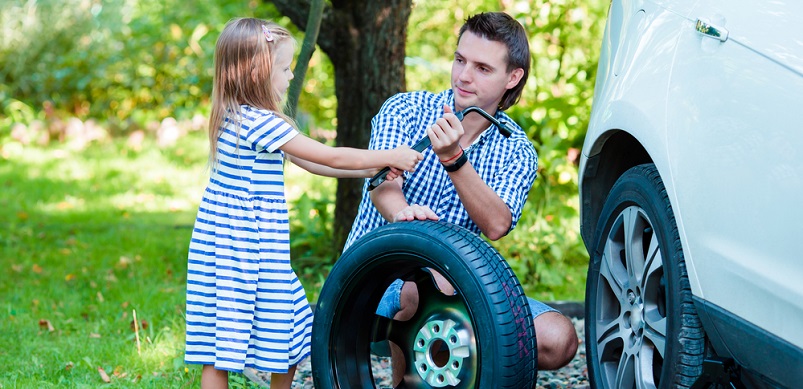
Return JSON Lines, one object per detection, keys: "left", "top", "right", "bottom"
{"left": 262, "top": 24, "right": 274, "bottom": 43}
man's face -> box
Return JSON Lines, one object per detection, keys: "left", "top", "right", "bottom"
{"left": 451, "top": 31, "right": 522, "bottom": 113}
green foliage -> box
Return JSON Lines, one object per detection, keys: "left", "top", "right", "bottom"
{"left": 0, "top": 2, "right": 613, "bottom": 385}
{"left": 294, "top": 43, "right": 338, "bottom": 135}
{"left": 498, "top": 0, "right": 608, "bottom": 300}
{"left": 0, "top": 0, "right": 282, "bottom": 127}
{"left": 1, "top": 0, "right": 610, "bottom": 304}
{"left": 0, "top": 0, "right": 612, "bottom": 385}
{"left": 0, "top": 130, "right": 316, "bottom": 386}
{"left": 404, "top": 0, "right": 609, "bottom": 300}
{"left": 0, "top": 131, "right": 203, "bottom": 386}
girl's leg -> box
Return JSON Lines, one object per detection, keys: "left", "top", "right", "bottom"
{"left": 201, "top": 365, "right": 228, "bottom": 389}
{"left": 269, "top": 365, "right": 297, "bottom": 389}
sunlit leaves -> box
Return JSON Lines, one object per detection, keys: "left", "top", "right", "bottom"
{"left": 0, "top": 0, "right": 279, "bottom": 127}
{"left": 402, "top": 0, "right": 608, "bottom": 299}
{"left": 1, "top": 0, "right": 607, "bottom": 306}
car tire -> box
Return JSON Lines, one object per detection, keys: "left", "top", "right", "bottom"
{"left": 585, "top": 163, "right": 704, "bottom": 388}
{"left": 311, "top": 220, "right": 537, "bottom": 388}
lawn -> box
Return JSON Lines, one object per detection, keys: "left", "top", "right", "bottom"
{"left": 0, "top": 123, "right": 586, "bottom": 387}
{"left": 0, "top": 130, "right": 268, "bottom": 387}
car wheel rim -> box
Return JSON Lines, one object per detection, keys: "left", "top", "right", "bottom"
{"left": 412, "top": 318, "right": 471, "bottom": 386}
{"left": 595, "top": 206, "right": 668, "bottom": 389}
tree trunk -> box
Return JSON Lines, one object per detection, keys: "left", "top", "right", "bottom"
{"left": 269, "top": 0, "right": 413, "bottom": 251}
{"left": 285, "top": 0, "right": 324, "bottom": 118}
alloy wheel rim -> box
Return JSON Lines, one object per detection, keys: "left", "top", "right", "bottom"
{"left": 594, "top": 206, "right": 668, "bottom": 389}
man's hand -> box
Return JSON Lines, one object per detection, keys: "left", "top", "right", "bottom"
{"left": 428, "top": 105, "right": 464, "bottom": 160}
{"left": 393, "top": 204, "right": 440, "bottom": 222}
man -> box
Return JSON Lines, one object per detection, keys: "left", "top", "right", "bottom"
{"left": 345, "top": 12, "right": 578, "bottom": 373}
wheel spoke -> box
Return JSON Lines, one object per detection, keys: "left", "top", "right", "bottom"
{"left": 635, "top": 345, "right": 657, "bottom": 389}
{"left": 643, "top": 314, "right": 667, "bottom": 359}
{"left": 409, "top": 268, "right": 442, "bottom": 297}
{"left": 596, "top": 315, "right": 629, "bottom": 384}
{"left": 599, "top": 245, "right": 626, "bottom": 299}
{"left": 371, "top": 315, "right": 394, "bottom": 342}
{"left": 641, "top": 224, "right": 666, "bottom": 359}
{"left": 622, "top": 208, "right": 647, "bottom": 287}
{"left": 585, "top": 166, "right": 705, "bottom": 389}
{"left": 642, "top": 229, "right": 662, "bottom": 283}
{"left": 614, "top": 352, "right": 636, "bottom": 389}
{"left": 383, "top": 267, "right": 477, "bottom": 388}
{"left": 370, "top": 315, "right": 398, "bottom": 358}
{"left": 598, "top": 213, "right": 629, "bottom": 322}
{"left": 315, "top": 221, "right": 538, "bottom": 388}
{"left": 596, "top": 315, "right": 625, "bottom": 350}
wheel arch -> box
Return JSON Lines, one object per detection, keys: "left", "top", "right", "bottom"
{"left": 579, "top": 129, "right": 652, "bottom": 250}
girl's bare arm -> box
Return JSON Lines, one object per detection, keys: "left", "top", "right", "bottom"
{"left": 279, "top": 133, "right": 421, "bottom": 172}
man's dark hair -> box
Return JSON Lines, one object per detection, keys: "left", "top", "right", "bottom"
{"left": 459, "top": 12, "right": 530, "bottom": 111}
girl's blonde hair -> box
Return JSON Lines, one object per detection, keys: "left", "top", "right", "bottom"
{"left": 207, "top": 18, "right": 295, "bottom": 164}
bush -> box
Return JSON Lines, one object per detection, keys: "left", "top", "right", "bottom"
{"left": 0, "top": 0, "right": 610, "bottom": 301}
{"left": 0, "top": 0, "right": 281, "bottom": 128}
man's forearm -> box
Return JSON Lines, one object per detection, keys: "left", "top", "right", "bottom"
{"left": 370, "top": 180, "right": 409, "bottom": 222}
{"left": 449, "top": 163, "right": 512, "bottom": 240}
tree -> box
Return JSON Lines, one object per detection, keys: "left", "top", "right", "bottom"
{"left": 269, "top": 0, "right": 413, "bottom": 250}
{"left": 284, "top": 0, "right": 324, "bottom": 118}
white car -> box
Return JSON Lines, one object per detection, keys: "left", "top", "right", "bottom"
{"left": 579, "top": 1, "right": 803, "bottom": 388}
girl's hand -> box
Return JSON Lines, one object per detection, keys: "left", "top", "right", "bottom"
{"left": 389, "top": 145, "right": 423, "bottom": 172}
{"left": 427, "top": 105, "right": 464, "bottom": 160}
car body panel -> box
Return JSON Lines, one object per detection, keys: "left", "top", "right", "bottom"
{"left": 581, "top": 1, "right": 687, "bottom": 158}
{"left": 667, "top": 0, "right": 803, "bottom": 350}
{"left": 580, "top": 0, "right": 803, "bottom": 385}
{"left": 580, "top": 0, "right": 692, "bottom": 243}
{"left": 690, "top": 1, "right": 803, "bottom": 76}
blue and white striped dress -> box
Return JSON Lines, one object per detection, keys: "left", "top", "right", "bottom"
{"left": 184, "top": 105, "right": 313, "bottom": 373}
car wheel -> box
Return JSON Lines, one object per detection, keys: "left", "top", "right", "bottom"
{"left": 311, "top": 220, "right": 537, "bottom": 388}
{"left": 585, "top": 164, "right": 704, "bottom": 388}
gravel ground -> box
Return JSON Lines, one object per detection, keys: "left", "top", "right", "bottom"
{"left": 245, "top": 318, "right": 588, "bottom": 388}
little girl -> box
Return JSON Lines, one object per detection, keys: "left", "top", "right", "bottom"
{"left": 184, "top": 18, "right": 421, "bottom": 388}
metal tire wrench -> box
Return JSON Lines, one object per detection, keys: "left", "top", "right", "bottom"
{"left": 367, "top": 106, "right": 511, "bottom": 191}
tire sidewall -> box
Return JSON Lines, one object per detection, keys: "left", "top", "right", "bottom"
{"left": 585, "top": 164, "right": 687, "bottom": 388}
{"left": 312, "top": 220, "right": 536, "bottom": 388}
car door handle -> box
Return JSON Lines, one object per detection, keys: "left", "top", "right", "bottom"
{"left": 695, "top": 18, "right": 728, "bottom": 42}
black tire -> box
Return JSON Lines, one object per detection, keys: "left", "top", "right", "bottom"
{"left": 311, "top": 220, "right": 537, "bottom": 388}
{"left": 585, "top": 164, "right": 704, "bottom": 388}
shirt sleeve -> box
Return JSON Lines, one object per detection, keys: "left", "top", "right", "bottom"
{"left": 369, "top": 94, "right": 416, "bottom": 151}
{"left": 245, "top": 111, "right": 299, "bottom": 153}
{"left": 489, "top": 139, "right": 539, "bottom": 231}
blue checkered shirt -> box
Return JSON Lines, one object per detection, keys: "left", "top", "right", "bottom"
{"left": 344, "top": 89, "right": 538, "bottom": 249}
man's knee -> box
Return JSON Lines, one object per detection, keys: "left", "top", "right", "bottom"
{"left": 534, "top": 311, "right": 579, "bottom": 370}
{"left": 393, "top": 281, "right": 419, "bottom": 321}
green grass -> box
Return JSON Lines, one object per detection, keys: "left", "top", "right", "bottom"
{"left": 0, "top": 126, "right": 587, "bottom": 387}
{"left": 0, "top": 132, "right": 264, "bottom": 387}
